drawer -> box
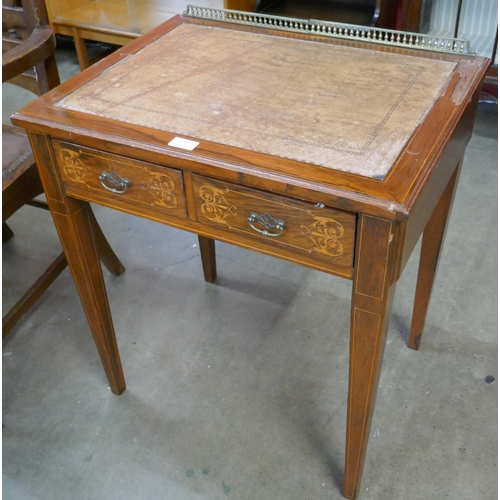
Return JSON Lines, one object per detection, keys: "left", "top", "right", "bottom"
{"left": 192, "top": 175, "right": 356, "bottom": 269}
{"left": 52, "top": 140, "right": 187, "bottom": 219}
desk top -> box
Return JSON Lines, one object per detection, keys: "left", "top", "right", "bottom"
{"left": 56, "top": 23, "right": 456, "bottom": 180}
{"left": 13, "top": 11, "right": 489, "bottom": 216}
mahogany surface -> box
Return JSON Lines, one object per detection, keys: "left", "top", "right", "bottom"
{"left": 12, "top": 14, "right": 489, "bottom": 499}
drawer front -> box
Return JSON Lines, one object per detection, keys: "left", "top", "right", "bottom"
{"left": 193, "top": 175, "right": 356, "bottom": 269}
{"left": 52, "top": 140, "right": 187, "bottom": 219}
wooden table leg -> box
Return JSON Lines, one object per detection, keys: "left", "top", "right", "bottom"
{"left": 344, "top": 215, "right": 396, "bottom": 499}
{"left": 88, "top": 207, "right": 126, "bottom": 277}
{"left": 72, "top": 28, "right": 90, "bottom": 71}
{"left": 29, "top": 132, "right": 125, "bottom": 395}
{"left": 408, "top": 164, "right": 461, "bottom": 350}
{"left": 53, "top": 197, "right": 126, "bottom": 394}
{"left": 198, "top": 235, "right": 217, "bottom": 283}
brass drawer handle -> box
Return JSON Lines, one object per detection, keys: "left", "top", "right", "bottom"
{"left": 247, "top": 212, "right": 286, "bottom": 237}
{"left": 99, "top": 171, "right": 132, "bottom": 194}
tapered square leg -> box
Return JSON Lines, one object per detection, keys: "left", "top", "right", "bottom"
{"left": 29, "top": 132, "right": 125, "bottom": 394}
{"left": 409, "top": 165, "right": 460, "bottom": 350}
{"left": 50, "top": 198, "right": 126, "bottom": 394}
{"left": 198, "top": 235, "right": 217, "bottom": 283}
{"left": 344, "top": 215, "right": 396, "bottom": 499}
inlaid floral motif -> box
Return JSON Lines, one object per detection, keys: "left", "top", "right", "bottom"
{"left": 301, "top": 216, "right": 344, "bottom": 256}
{"left": 199, "top": 186, "right": 237, "bottom": 224}
{"left": 143, "top": 172, "right": 177, "bottom": 208}
{"left": 59, "top": 148, "right": 90, "bottom": 183}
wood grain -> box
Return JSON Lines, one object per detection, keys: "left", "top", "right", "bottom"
{"left": 345, "top": 215, "right": 396, "bottom": 499}
{"left": 192, "top": 174, "right": 356, "bottom": 270}
{"left": 11, "top": 14, "right": 488, "bottom": 500}
{"left": 53, "top": 140, "right": 187, "bottom": 221}
{"left": 28, "top": 131, "right": 126, "bottom": 395}
{"left": 409, "top": 163, "right": 461, "bottom": 350}
{"left": 13, "top": 16, "right": 489, "bottom": 217}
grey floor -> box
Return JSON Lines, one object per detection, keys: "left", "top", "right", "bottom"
{"left": 2, "top": 45, "right": 498, "bottom": 500}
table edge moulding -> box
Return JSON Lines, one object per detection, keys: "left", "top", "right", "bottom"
{"left": 11, "top": 7, "right": 489, "bottom": 500}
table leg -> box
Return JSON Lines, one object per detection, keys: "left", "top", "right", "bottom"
{"left": 53, "top": 198, "right": 126, "bottom": 394}
{"left": 72, "top": 28, "right": 90, "bottom": 71}
{"left": 198, "top": 235, "right": 217, "bottom": 283}
{"left": 29, "top": 132, "right": 125, "bottom": 395}
{"left": 344, "top": 215, "right": 396, "bottom": 499}
{"left": 408, "top": 164, "right": 461, "bottom": 350}
{"left": 88, "top": 208, "right": 126, "bottom": 277}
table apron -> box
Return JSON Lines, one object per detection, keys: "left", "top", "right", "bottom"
{"left": 51, "top": 139, "right": 358, "bottom": 280}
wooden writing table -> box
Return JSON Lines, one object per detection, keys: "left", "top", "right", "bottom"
{"left": 13, "top": 8, "right": 489, "bottom": 499}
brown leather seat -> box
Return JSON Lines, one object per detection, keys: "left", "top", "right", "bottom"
{"left": 3, "top": 125, "right": 31, "bottom": 173}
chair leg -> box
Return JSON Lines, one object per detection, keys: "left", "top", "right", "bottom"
{"left": 2, "top": 252, "right": 68, "bottom": 338}
{"left": 3, "top": 222, "right": 14, "bottom": 242}
{"left": 87, "top": 208, "right": 125, "bottom": 277}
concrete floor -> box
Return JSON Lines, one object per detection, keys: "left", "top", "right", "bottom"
{"left": 2, "top": 44, "right": 498, "bottom": 500}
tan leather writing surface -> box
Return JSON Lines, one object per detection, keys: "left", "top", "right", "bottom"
{"left": 56, "top": 24, "right": 456, "bottom": 179}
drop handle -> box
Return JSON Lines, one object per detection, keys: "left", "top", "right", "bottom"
{"left": 99, "top": 171, "right": 132, "bottom": 194}
{"left": 247, "top": 212, "right": 286, "bottom": 237}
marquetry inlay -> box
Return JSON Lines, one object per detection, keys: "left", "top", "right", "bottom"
{"left": 59, "top": 148, "right": 90, "bottom": 183}
{"left": 301, "top": 216, "right": 345, "bottom": 257}
{"left": 199, "top": 185, "right": 237, "bottom": 224}
{"left": 142, "top": 172, "right": 178, "bottom": 209}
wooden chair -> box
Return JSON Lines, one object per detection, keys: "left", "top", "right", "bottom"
{"left": 2, "top": 0, "right": 125, "bottom": 337}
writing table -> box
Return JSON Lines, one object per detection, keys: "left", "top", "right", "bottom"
{"left": 13, "top": 7, "right": 489, "bottom": 499}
